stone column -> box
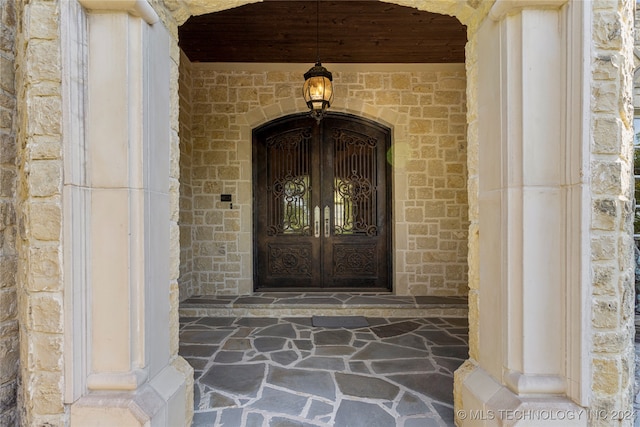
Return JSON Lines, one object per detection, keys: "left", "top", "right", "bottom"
{"left": 65, "top": 1, "right": 192, "bottom": 425}
{"left": 455, "top": 0, "right": 591, "bottom": 425}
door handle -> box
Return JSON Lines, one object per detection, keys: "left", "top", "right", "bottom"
{"left": 324, "top": 206, "right": 330, "bottom": 237}
{"left": 314, "top": 206, "right": 320, "bottom": 238}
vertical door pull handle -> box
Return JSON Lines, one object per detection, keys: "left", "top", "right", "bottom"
{"left": 324, "top": 206, "right": 330, "bottom": 237}
{"left": 314, "top": 206, "right": 320, "bottom": 238}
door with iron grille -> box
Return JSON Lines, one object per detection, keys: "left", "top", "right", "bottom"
{"left": 253, "top": 113, "right": 391, "bottom": 290}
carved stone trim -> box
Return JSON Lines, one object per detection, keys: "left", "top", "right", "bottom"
{"left": 78, "top": 0, "right": 159, "bottom": 24}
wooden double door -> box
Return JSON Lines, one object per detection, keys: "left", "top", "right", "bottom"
{"left": 253, "top": 113, "right": 391, "bottom": 291}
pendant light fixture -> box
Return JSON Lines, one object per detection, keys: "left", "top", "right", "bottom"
{"left": 302, "top": 0, "right": 333, "bottom": 123}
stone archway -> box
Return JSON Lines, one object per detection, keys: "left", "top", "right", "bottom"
{"left": 10, "top": 0, "right": 631, "bottom": 425}
{"left": 168, "top": 0, "right": 633, "bottom": 425}
{"left": 234, "top": 93, "right": 412, "bottom": 297}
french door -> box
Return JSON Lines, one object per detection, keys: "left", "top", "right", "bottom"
{"left": 253, "top": 113, "right": 391, "bottom": 290}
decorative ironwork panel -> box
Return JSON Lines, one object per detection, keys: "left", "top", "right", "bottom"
{"left": 333, "top": 244, "right": 377, "bottom": 277}
{"left": 268, "top": 244, "right": 312, "bottom": 277}
{"left": 332, "top": 129, "right": 378, "bottom": 236}
{"left": 266, "top": 129, "right": 312, "bottom": 235}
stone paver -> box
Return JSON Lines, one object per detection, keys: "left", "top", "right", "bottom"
{"left": 180, "top": 316, "right": 468, "bottom": 426}
{"left": 180, "top": 293, "right": 468, "bottom": 318}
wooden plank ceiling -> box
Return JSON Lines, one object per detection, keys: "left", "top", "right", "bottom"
{"left": 178, "top": 1, "right": 467, "bottom": 63}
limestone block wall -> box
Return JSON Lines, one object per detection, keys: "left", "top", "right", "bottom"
{"left": 179, "top": 51, "right": 195, "bottom": 301}
{"left": 177, "top": 59, "right": 469, "bottom": 297}
{"left": 590, "top": 0, "right": 637, "bottom": 421}
{"left": 14, "top": 0, "right": 65, "bottom": 425}
{"left": 0, "top": 0, "right": 17, "bottom": 425}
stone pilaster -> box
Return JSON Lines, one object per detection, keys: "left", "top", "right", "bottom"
{"left": 455, "top": 0, "right": 596, "bottom": 424}
{"left": 64, "top": 1, "right": 193, "bottom": 425}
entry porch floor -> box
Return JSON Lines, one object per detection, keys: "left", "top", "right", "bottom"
{"left": 179, "top": 295, "right": 640, "bottom": 426}
{"left": 179, "top": 293, "right": 469, "bottom": 427}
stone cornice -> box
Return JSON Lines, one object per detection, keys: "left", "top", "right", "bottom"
{"left": 78, "top": 0, "right": 159, "bottom": 24}
{"left": 489, "top": 0, "right": 568, "bottom": 21}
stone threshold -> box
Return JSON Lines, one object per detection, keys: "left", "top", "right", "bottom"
{"left": 179, "top": 292, "right": 468, "bottom": 318}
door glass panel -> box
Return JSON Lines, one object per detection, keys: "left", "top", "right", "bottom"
{"left": 266, "top": 129, "right": 312, "bottom": 235}
{"left": 334, "top": 177, "right": 352, "bottom": 234}
{"left": 332, "top": 129, "right": 378, "bottom": 236}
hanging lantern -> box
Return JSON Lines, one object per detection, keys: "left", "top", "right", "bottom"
{"left": 303, "top": 61, "right": 333, "bottom": 122}
{"left": 302, "top": 0, "right": 333, "bottom": 123}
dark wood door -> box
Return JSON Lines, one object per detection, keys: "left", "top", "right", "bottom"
{"left": 253, "top": 113, "right": 390, "bottom": 291}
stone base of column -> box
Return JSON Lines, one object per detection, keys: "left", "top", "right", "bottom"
{"left": 70, "top": 358, "right": 193, "bottom": 427}
{"left": 454, "top": 361, "right": 587, "bottom": 426}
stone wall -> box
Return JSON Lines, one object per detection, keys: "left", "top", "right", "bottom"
{"left": 167, "top": 9, "right": 195, "bottom": 421}
{"left": 0, "top": 0, "right": 18, "bottom": 425}
{"left": 590, "top": 0, "right": 637, "bottom": 422}
{"left": 14, "top": 0, "right": 65, "bottom": 425}
{"left": 178, "top": 60, "right": 469, "bottom": 296}
{"left": 179, "top": 51, "right": 195, "bottom": 301}
{"left": 635, "top": 3, "right": 640, "bottom": 107}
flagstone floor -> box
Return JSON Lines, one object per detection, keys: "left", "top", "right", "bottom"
{"left": 179, "top": 316, "right": 468, "bottom": 427}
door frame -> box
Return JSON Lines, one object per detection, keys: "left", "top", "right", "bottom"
{"left": 251, "top": 112, "right": 393, "bottom": 292}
